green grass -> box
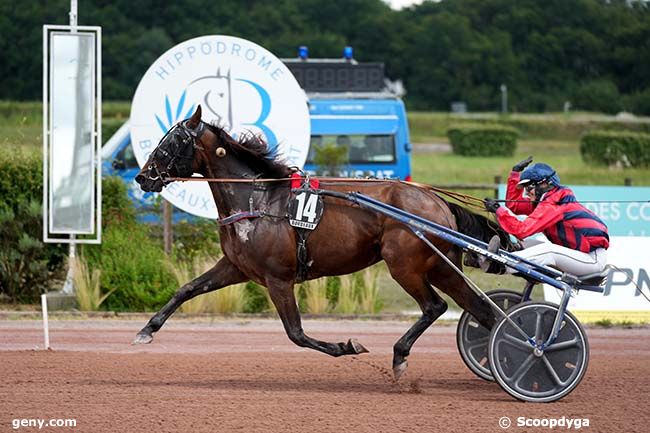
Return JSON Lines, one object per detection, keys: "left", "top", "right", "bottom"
{"left": 412, "top": 139, "right": 650, "bottom": 186}
{"left": 409, "top": 111, "right": 650, "bottom": 143}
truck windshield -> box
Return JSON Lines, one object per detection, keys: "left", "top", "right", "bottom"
{"left": 116, "top": 144, "right": 139, "bottom": 169}
{"left": 306, "top": 134, "right": 396, "bottom": 164}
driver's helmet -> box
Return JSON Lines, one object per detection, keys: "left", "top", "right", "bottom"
{"left": 517, "top": 163, "right": 561, "bottom": 188}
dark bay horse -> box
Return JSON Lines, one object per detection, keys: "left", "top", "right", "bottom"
{"left": 134, "top": 105, "right": 507, "bottom": 379}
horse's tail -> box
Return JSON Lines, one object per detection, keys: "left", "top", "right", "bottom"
{"left": 447, "top": 202, "right": 512, "bottom": 249}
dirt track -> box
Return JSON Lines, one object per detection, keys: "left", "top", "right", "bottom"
{"left": 1, "top": 318, "right": 649, "bottom": 433}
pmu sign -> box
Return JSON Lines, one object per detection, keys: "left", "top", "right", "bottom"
{"left": 573, "top": 186, "right": 650, "bottom": 236}
{"left": 498, "top": 185, "right": 650, "bottom": 312}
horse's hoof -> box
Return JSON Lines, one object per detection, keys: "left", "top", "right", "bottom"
{"left": 393, "top": 360, "right": 408, "bottom": 381}
{"left": 132, "top": 333, "right": 153, "bottom": 345}
{"left": 348, "top": 338, "right": 369, "bottom": 354}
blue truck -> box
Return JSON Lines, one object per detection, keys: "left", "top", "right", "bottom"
{"left": 102, "top": 51, "right": 412, "bottom": 217}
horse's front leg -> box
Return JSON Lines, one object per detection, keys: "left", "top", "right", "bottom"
{"left": 266, "top": 276, "right": 369, "bottom": 357}
{"left": 133, "top": 256, "right": 247, "bottom": 344}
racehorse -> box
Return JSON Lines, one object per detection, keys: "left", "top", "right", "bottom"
{"left": 134, "top": 105, "right": 509, "bottom": 379}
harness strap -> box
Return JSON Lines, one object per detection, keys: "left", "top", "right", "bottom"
{"left": 295, "top": 229, "right": 311, "bottom": 283}
{"left": 217, "top": 210, "right": 264, "bottom": 226}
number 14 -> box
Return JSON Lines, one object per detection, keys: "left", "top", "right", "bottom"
{"left": 295, "top": 193, "right": 318, "bottom": 223}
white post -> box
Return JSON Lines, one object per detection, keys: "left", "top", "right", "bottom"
{"left": 41, "top": 294, "right": 50, "bottom": 350}
{"left": 69, "top": 0, "right": 78, "bottom": 30}
{"left": 61, "top": 234, "right": 76, "bottom": 294}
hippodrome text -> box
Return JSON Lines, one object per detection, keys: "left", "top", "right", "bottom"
{"left": 152, "top": 39, "right": 285, "bottom": 83}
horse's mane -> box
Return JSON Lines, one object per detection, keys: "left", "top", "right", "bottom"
{"left": 447, "top": 201, "right": 514, "bottom": 251}
{"left": 205, "top": 123, "right": 293, "bottom": 178}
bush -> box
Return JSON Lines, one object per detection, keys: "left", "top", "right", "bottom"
{"left": 0, "top": 151, "right": 66, "bottom": 302}
{"left": 313, "top": 143, "right": 348, "bottom": 176}
{"left": 82, "top": 178, "right": 177, "bottom": 311}
{"left": 580, "top": 130, "right": 650, "bottom": 168}
{"left": 0, "top": 150, "right": 42, "bottom": 211}
{"left": 571, "top": 79, "right": 622, "bottom": 115}
{"left": 623, "top": 87, "right": 650, "bottom": 116}
{"left": 243, "top": 282, "right": 272, "bottom": 313}
{"left": 447, "top": 123, "right": 518, "bottom": 156}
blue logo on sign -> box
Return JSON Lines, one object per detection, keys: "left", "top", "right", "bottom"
{"left": 155, "top": 90, "right": 196, "bottom": 133}
{"left": 155, "top": 70, "right": 279, "bottom": 156}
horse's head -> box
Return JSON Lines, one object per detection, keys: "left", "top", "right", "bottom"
{"left": 136, "top": 105, "right": 211, "bottom": 192}
{"left": 136, "top": 104, "right": 293, "bottom": 193}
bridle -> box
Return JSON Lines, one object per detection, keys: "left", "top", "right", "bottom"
{"left": 147, "top": 120, "right": 205, "bottom": 185}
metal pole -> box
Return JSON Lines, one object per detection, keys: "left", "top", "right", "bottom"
{"left": 500, "top": 84, "right": 507, "bottom": 114}
{"left": 163, "top": 200, "right": 173, "bottom": 255}
{"left": 61, "top": 234, "right": 76, "bottom": 294}
{"left": 69, "top": 0, "right": 78, "bottom": 30}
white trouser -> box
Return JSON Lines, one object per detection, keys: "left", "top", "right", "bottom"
{"left": 509, "top": 241, "right": 608, "bottom": 277}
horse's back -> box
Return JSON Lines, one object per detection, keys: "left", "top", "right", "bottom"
{"left": 305, "top": 181, "right": 455, "bottom": 278}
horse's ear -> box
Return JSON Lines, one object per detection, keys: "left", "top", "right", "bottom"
{"left": 186, "top": 105, "right": 202, "bottom": 129}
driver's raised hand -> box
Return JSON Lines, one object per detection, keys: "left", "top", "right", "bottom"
{"left": 512, "top": 156, "right": 533, "bottom": 172}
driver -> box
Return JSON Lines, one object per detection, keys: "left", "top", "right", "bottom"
{"left": 483, "top": 157, "right": 609, "bottom": 277}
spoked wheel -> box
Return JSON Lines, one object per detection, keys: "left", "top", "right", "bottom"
{"left": 456, "top": 290, "right": 523, "bottom": 381}
{"left": 488, "top": 301, "right": 589, "bottom": 403}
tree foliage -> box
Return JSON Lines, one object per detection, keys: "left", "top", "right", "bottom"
{"left": 2, "top": 0, "right": 650, "bottom": 113}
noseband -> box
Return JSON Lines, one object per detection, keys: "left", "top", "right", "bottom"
{"left": 148, "top": 120, "right": 205, "bottom": 184}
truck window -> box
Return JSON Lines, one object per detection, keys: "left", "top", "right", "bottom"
{"left": 307, "top": 134, "right": 396, "bottom": 164}
{"left": 116, "top": 145, "right": 139, "bottom": 169}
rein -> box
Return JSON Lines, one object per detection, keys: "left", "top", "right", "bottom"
{"left": 168, "top": 175, "right": 490, "bottom": 212}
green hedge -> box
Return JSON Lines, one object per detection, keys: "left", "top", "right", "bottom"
{"left": 82, "top": 177, "right": 177, "bottom": 311}
{"left": 580, "top": 130, "right": 650, "bottom": 168}
{"left": 447, "top": 124, "right": 518, "bottom": 156}
{"left": 0, "top": 151, "right": 66, "bottom": 302}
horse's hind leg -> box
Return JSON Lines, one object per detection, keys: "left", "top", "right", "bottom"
{"left": 265, "top": 276, "right": 369, "bottom": 357}
{"left": 133, "top": 256, "right": 247, "bottom": 344}
{"left": 385, "top": 267, "right": 449, "bottom": 380}
{"left": 427, "top": 247, "right": 496, "bottom": 330}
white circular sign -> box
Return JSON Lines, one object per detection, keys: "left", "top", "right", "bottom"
{"left": 130, "top": 35, "right": 310, "bottom": 218}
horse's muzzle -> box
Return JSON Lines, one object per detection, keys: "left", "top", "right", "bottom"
{"left": 135, "top": 170, "right": 164, "bottom": 193}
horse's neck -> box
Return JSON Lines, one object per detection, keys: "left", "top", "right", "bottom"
{"left": 204, "top": 159, "right": 264, "bottom": 217}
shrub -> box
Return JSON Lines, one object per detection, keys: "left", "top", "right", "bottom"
{"left": 313, "top": 142, "right": 348, "bottom": 176}
{"left": 334, "top": 274, "right": 356, "bottom": 314}
{"left": 0, "top": 151, "right": 66, "bottom": 302}
{"left": 0, "top": 150, "right": 42, "bottom": 212}
{"left": 447, "top": 124, "right": 518, "bottom": 156}
{"left": 357, "top": 267, "right": 382, "bottom": 314}
{"left": 624, "top": 87, "right": 650, "bottom": 116}
{"left": 170, "top": 219, "right": 221, "bottom": 263}
{"left": 301, "top": 278, "right": 330, "bottom": 314}
{"left": 580, "top": 130, "right": 650, "bottom": 168}
{"left": 82, "top": 178, "right": 177, "bottom": 311}
{"left": 167, "top": 255, "right": 246, "bottom": 314}
{"left": 101, "top": 176, "right": 137, "bottom": 227}
{"left": 571, "top": 79, "right": 622, "bottom": 115}
{"left": 72, "top": 256, "right": 113, "bottom": 311}
{"left": 243, "top": 282, "right": 273, "bottom": 313}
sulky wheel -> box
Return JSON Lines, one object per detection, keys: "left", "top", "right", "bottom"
{"left": 456, "top": 290, "right": 523, "bottom": 381}
{"left": 488, "top": 301, "right": 589, "bottom": 403}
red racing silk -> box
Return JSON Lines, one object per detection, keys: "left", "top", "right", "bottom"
{"left": 505, "top": 171, "right": 535, "bottom": 215}
{"left": 290, "top": 172, "right": 320, "bottom": 189}
{"left": 497, "top": 174, "right": 609, "bottom": 253}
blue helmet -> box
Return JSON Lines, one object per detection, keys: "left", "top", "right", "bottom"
{"left": 517, "top": 163, "right": 561, "bottom": 187}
